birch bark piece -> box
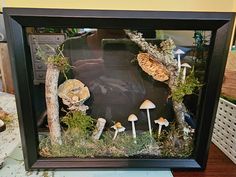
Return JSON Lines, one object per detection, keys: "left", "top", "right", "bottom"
{"left": 92, "top": 118, "right": 106, "bottom": 140}
{"left": 45, "top": 64, "right": 62, "bottom": 145}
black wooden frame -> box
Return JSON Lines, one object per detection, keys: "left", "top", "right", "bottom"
{"left": 3, "top": 8, "right": 235, "bottom": 170}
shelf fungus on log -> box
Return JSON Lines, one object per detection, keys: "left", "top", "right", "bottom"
{"left": 137, "top": 53, "right": 169, "bottom": 82}
{"left": 58, "top": 79, "right": 90, "bottom": 113}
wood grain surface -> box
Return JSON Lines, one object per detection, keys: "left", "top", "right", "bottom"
{"left": 221, "top": 51, "right": 236, "bottom": 99}
{"left": 0, "top": 43, "right": 14, "bottom": 94}
{"left": 173, "top": 144, "right": 236, "bottom": 177}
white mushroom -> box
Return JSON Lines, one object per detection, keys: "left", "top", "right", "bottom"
{"left": 140, "top": 100, "right": 156, "bottom": 136}
{"left": 111, "top": 122, "right": 125, "bottom": 140}
{"left": 181, "top": 63, "right": 192, "bottom": 83}
{"left": 128, "top": 114, "right": 138, "bottom": 143}
{"left": 175, "top": 49, "right": 185, "bottom": 73}
{"left": 154, "top": 117, "right": 169, "bottom": 137}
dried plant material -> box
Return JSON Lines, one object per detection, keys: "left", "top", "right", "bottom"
{"left": 137, "top": 53, "right": 169, "bottom": 82}
{"left": 0, "top": 107, "right": 9, "bottom": 118}
{"left": 58, "top": 79, "right": 90, "bottom": 112}
{"left": 157, "top": 123, "right": 194, "bottom": 158}
{"left": 0, "top": 107, "right": 12, "bottom": 124}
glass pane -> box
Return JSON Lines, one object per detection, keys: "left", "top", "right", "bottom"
{"left": 25, "top": 27, "right": 211, "bottom": 159}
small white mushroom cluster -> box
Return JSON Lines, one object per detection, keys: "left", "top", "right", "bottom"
{"left": 174, "top": 49, "right": 192, "bottom": 82}
{"left": 110, "top": 99, "right": 170, "bottom": 142}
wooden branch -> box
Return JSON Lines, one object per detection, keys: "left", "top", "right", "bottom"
{"left": 45, "top": 64, "right": 62, "bottom": 145}
{"left": 125, "top": 30, "right": 177, "bottom": 68}
{"left": 125, "top": 30, "right": 189, "bottom": 130}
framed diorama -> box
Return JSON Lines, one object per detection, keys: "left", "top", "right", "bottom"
{"left": 3, "top": 8, "right": 235, "bottom": 170}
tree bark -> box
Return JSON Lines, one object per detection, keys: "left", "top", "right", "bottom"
{"left": 45, "top": 64, "right": 62, "bottom": 145}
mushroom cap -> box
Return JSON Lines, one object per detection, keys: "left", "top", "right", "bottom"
{"left": 154, "top": 117, "right": 169, "bottom": 127}
{"left": 117, "top": 126, "right": 126, "bottom": 132}
{"left": 111, "top": 122, "right": 126, "bottom": 132}
{"left": 140, "top": 100, "right": 156, "bottom": 109}
{"left": 128, "top": 114, "right": 138, "bottom": 122}
{"left": 181, "top": 63, "right": 191, "bottom": 68}
{"left": 175, "top": 49, "right": 185, "bottom": 55}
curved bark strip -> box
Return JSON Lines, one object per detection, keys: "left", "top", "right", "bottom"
{"left": 45, "top": 64, "right": 62, "bottom": 145}
{"left": 125, "top": 30, "right": 188, "bottom": 130}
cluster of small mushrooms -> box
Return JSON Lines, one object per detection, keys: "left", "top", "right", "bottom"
{"left": 174, "top": 49, "right": 192, "bottom": 82}
{"left": 111, "top": 99, "right": 169, "bottom": 142}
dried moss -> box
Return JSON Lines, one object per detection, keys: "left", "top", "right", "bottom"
{"left": 155, "top": 123, "right": 194, "bottom": 158}
{"left": 0, "top": 109, "right": 13, "bottom": 125}
{"left": 172, "top": 68, "right": 202, "bottom": 103}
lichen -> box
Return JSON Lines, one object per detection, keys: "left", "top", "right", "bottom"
{"left": 36, "top": 44, "right": 71, "bottom": 79}
{"left": 171, "top": 68, "right": 202, "bottom": 103}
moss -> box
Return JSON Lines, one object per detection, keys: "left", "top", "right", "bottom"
{"left": 36, "top": 44, "right": 71, "bottom": 79}
{"left": 172, "top": 68, "right": 202, "bottom": 103}
{"left": 39, "top": 124, "right": 194, "bottom": 158}
{"left": 155, "top": 123, "right": 194, "bottom": 158}
{"left": 61, "top": 111, "right": 95, "bottom": 135}
{"left": 39, "top": 130, "right": 160, "bottom": 158}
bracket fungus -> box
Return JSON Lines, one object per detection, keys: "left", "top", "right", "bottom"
{"left": 181, "top": 63, "right": 191, "bottom": 83}
{"left": 174, "top": 49, "right": 185, "bottom": 73}
{"left": 128, "top": 114, "right": 138, "bottom": 143}
{"left": 111, "top": 122, "right": 126, "bottom": 140}
{"left": 137, "top": 53, "right": 169, "bottom": 82}
{"left": 154, "top": 117, "right": 169, "bottom": 137}
{"left": 140, "top": 100, "right": 156, "bottom": 136}
{"left": 58, "top": 79, "right": 90, "bottom": 113}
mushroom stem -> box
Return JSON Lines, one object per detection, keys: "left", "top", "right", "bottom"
{"left": 177, "top": 54, "right": 181, "bottom": 73}
{"left": 182, "top": 67, "right": 187, "bottom": 83}
{"left": 146, "top": 109, "right": 152, "bottom": 136}
{"left": 131, "top": 121, "right": 137, "bottom": 143}
{"left": 113, "top": 130, "right": 118, "bottom": 140}
{"left": 158, "top": 124, "right": 162, "bottom": 137}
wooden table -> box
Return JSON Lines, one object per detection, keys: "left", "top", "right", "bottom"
{"left": 173, "top": 144, "right": 236, "bottom": 177}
